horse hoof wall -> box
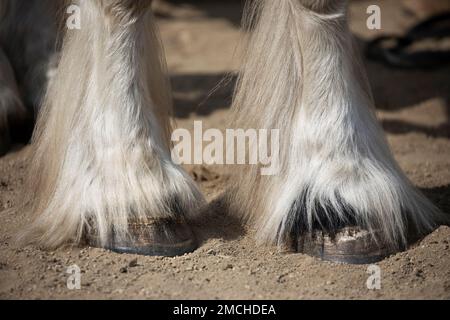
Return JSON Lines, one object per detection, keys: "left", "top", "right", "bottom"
{"left": 91, "top": 219, "right": 198, "bottom": 257}
{"left": 296, "top": 227, "right": 397, "bottom": 264}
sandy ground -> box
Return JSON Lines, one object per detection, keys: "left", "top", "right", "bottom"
{"left": 0, "top": 0, "right": 449, "bottom": 299}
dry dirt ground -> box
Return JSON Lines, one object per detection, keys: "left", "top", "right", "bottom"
{"left": 1, "top": 0, "right": 449, "bottom": 300}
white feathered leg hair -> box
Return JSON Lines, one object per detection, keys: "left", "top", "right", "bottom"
{"left": 22, "top": 0, "right": 205, "bottom": 251}
{"left": 229, "top": 0, "right": 444, "bottom": 252}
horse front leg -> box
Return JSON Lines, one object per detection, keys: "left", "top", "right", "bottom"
{"left": 22, "top": 0, "right": 205, "bottom": 256}
{"left": 230, "top": 0, "right": 444, "bottom": 263}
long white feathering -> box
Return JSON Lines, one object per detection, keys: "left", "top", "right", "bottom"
{"left": 21, "top": 0, "right": 205, "bottom": 249}
{"left": 228, "top": 0, "right": 444, "bottom": 249}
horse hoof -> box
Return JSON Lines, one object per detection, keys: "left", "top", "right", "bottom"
{"left": 295, "top": 227, "right": 397, "bottom": 264}
{"left": 91, "top": 219, "right": 198, "bottom": 257}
